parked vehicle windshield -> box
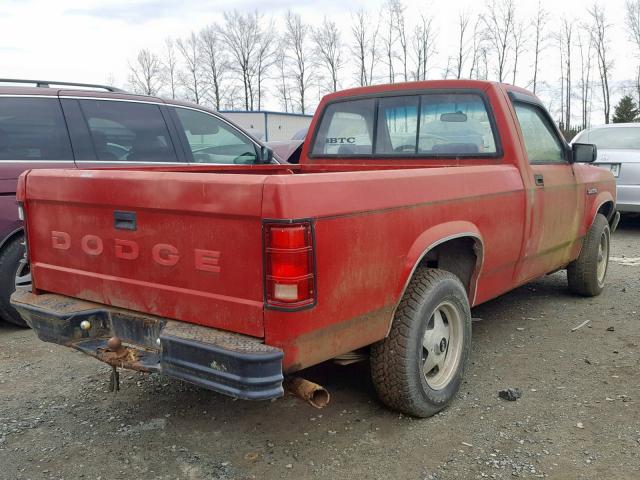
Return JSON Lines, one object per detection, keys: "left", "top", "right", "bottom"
{"left": 311, "top": 92, "right": 498, "bottom": 157}
{"left": 578, "top": 127, "right": 640, "bottom": 149}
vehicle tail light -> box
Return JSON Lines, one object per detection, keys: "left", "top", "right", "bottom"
{"left": 264, "top": 221, "right": 315, "bottom": 309}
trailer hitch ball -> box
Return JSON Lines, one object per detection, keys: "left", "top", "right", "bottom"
{"left": 107, "top": 336, "right": 122, "bottom": 351}
{"left": 80, "top": 320, "right": 91, "bottom": 331}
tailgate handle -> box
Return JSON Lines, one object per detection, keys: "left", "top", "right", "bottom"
{"left": 114, "top": 211, "right": 137, "bottom": 231}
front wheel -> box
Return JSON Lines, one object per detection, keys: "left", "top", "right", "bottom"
{"left": 567, "top": 213, "right": 610, "bottom": 297}
{"left": 370, "top": 268, "right": 472, "bottom": 418}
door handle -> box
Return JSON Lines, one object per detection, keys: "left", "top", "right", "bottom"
{"left": 534, "top": 174, "right": 544, "bottom": 187}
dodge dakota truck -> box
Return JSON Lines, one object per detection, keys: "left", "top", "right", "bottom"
{"left": 11, "top": 80, "right": 618, "bottom": 417}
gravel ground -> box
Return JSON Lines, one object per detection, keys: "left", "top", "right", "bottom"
{"left": 1, "top": 216, "right": 638, "bottom": 480}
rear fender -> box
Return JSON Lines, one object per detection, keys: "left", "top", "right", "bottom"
{"left": 392, "top": 221, "right": 484, "bottom": 330}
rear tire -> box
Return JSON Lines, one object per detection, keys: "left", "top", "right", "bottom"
{"left": 0, "top": 234, "right": 28, "bottom": 327}
{"left": 370, "top": 268, "right": 472, "bottom": 418}
{"left": 567, "top": 214, "right": 610, "bottom": 297}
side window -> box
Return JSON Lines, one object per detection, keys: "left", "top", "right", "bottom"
{"left": 0, "top": 98, "right": 72, "bottom": 160}
{"left": 78, "top": 100, "right": 178, "bottom": 162}
{"left": 375, "top": 96, "right": 419, "bottom": 154}
{"left": 419, "top": 94, "right": 497, "bottom": 155}
{"left": 514, "top": 103, "right": 564, "bottom": 164}
{"left": 311, "top": 99, "right": 375, "bottom": 156}
{"left": 174, "top": 108, "right": 258, "bottom": 164}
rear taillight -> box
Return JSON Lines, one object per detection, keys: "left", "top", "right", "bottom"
{"left": 264, "top": 220, "right": 315, "bottom": 309}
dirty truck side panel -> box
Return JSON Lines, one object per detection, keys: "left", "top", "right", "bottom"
{"left": 262, "top": 165, "right": 526, "bottom": 372}
{"left": 23, "top": 169, "right": 267, "bottom": 337}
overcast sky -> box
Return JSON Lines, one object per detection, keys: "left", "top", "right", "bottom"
{"left": 0, "top": 0, "right": 636, "bottom": 125}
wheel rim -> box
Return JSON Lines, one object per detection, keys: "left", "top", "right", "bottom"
{"left": 596, "top": 229, "right": 609, "bottom": 286}
{"left": 421, "top": 301, "right": 464, "bottom": 391}
{"left": 15, "top": 258, "right": 31, "bottom": 291}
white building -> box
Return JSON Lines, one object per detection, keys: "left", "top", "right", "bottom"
{"left": 220, "top": 110, "right": 312, "bottom": 142}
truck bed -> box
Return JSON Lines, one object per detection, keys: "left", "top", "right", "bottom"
{"left": 20, "top": 162, "right": 525, "bottom": 345}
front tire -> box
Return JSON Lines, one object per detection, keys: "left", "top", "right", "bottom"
{"left": 370, "top": 268, "right": 472, "bottom": 418}
{"left": 567, "top": 214, "right": 610, "bottom": 297}
{"left": 0, "top": 234, "right": 29, "bottom": 327}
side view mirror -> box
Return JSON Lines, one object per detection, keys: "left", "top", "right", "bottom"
{"left": 258, "top": 145, "right": 274, "bottom": 164}
{"left": 571, "top": 143, "right": 597, "bottom": 163}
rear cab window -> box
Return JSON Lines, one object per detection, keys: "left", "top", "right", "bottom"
{"left": 311, "top": 91, "right": 498, "bottom": 158}
{"left": 0, "top": 97, "right": 72, "bottom": 160}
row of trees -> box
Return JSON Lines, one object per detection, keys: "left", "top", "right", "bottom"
{"left": 125, "top": 0, "right": 640, "bottom": 129}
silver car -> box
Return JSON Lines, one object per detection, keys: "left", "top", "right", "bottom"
{"left": 573, "top": 123, "right": 640, "bottom": 213}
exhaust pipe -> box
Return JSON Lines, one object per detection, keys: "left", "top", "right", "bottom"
{"left": 284, "top": 377, "right": 330, "bottom": 409}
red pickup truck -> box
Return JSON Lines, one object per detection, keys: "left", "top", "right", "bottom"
{"left": 11, "top": 80, "right": 617, "bottom": 417}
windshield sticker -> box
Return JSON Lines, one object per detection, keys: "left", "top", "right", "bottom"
{"left": 325, "top": 137, "right": 356, "bottom": 144}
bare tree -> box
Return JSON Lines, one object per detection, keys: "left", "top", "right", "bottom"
{"left": 577, "top": 28, "right": 594, "bottom": 130}
{"left": 350, "top": 10, "right": 382, "bottom": 86}
{"left": 625, "top": 0, "right": 640, "bottom": 103}
{"left": 255, "top": 18, "right": 277, "bottom": 111}
{"left": 285, "top": 10, "right": 313, "bottom": 114}
{"left": 351, "top": 10, "right": 369, "bottom": 86}
{"left": 511, "top": 20, "right": 527, "bottom": 85}
{"left": 468, "top": 18, "right": 485, "bottom": 79}
{"left": 391, "top": 0, "right": 409, "bottom": 81}
{"left": 218, "top": 10, "right": 261, "bottom": 110}
{"left": 531, "top": 1, "right": 549, "bottom": 94}
{"left": 368, "top": 17, "right": 382, "bottom": 86}
{"left": 626, "top": 0, "right": 640, "bottom": 49}
{"left": 222, "top": 84, "right": 244, "bottom": 110}
{"left": 482, "top": 0, "right": 515, "bottom": 82}
{"left": 105, "top": 73, "right": 118, "bottom": 89}
{"left": 455, "top": 12, "right": 471, "bottom": 79}
{"left": 128, "top": 49, "right": 164, "bottom": 96}
{"left": 412, "top": 13, "right": 437, "bottom": 81}
{"left": 312, "top": 17, "right": 344, "bottom": 92}
{"left": 382, "top": 0, "right": 398, "bottom": 83}
{"left": 274, "top": 44, "right": 292, "bottom": 112}
{"left": 176, "top": 32, "right": 207, "bottom": 104}
{"left": 200, "top": 26, "right": 227, "bottom": 110}
{"left": 161, "top": 38, "right": 179, "bottom": 99}
{"left": 558, "top": 30, "right": 565, "bottom": 126}
{"left": 561, "top": 18, "right": 573, "bottom": 130}
{"left": 588, "top": 3, "right": 613, "bottom": 124}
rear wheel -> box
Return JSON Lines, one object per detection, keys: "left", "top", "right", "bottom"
{"left": 370, "top": 268, "right": 472, "bottom": 418}
{"left": 0, "top": 234, "right": 30, "bottom": 327}
{"left": 567, "top": 214, "right": 610, "bottom": 296}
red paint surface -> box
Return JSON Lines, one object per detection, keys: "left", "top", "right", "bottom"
{"left": 18, "top": 80, "right": 616, "bottom": 371}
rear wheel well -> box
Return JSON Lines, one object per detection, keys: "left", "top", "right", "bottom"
{"left": 416, "top": 237, "right": 481, "bottom": 298}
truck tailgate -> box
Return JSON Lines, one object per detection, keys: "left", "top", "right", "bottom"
{"left": 22, "top": 169, "right": 267, "bottom": 337}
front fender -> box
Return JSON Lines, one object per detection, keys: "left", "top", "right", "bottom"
{"left": 587, "top": 191, "right": 615, "bottom": 231}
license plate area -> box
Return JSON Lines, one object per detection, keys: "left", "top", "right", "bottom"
{"left": 598, "top": 163, "right": 620, "bottom": 177}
